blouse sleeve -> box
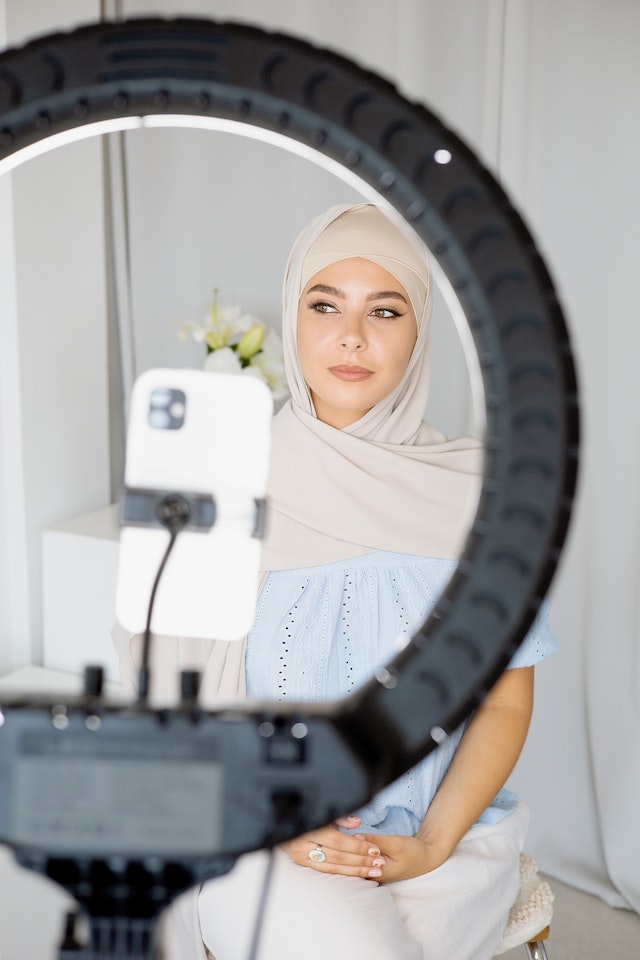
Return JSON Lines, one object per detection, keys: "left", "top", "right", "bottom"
{"left": 507, "top": 598, "right": 558, "bottom": 668}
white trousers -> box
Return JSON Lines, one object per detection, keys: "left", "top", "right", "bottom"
{"left": 197, "top": 802, "right": 528, "bottom": 960}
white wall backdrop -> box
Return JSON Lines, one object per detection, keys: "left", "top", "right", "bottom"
{"left": 0, "top": 2, "right": 639, "bottom": 955}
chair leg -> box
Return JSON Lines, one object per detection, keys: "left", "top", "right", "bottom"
{"left": 524, "top": 940, "right": 549, "bottom": 960}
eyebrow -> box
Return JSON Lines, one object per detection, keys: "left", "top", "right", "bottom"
{"left": 306, "top": 283, "right": 408, "bottom": 304}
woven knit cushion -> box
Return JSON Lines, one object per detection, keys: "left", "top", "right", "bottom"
{"left": 495, "top": 853, "right": 554, "bottom": 954}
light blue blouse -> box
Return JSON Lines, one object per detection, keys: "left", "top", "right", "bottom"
{"left": 246, "top": 551, "right": 557, "bottom": 834}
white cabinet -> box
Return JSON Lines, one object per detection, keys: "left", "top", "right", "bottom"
{"left": 41, "top": 504, "right": 121, "bottom": 683}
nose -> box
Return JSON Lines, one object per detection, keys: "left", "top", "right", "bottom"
{"left": 339, "top": 312, "right": 367, "bottom": 351}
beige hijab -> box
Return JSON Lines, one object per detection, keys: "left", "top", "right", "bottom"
{"left": 261, "top": 202, "right": 482, "bottom": 570}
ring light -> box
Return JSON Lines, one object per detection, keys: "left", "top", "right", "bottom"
{"left": 0, "top": 17, "right": 579, "bottom": 957}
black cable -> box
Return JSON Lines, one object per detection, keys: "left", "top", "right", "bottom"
{"left": 245, "top": 848, "right": 277, "bottom": 960}
{"left": 137, "top": 494, "right": 192, "bottom": 703}
{"left": 242, "top": 791, "right": 305, "bottom": 960}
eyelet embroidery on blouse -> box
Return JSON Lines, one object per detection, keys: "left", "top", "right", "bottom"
{"left": 277, "top": 581, "right": 309, "bottom": 699}
{"left": 391, "top": 575, "right": 411, "bottom": 643}
{"left": 342, "top": 578, "right": 355, "bottom": 692}
{"left": 277, "top": 609, "right": 292, "bottom": 698}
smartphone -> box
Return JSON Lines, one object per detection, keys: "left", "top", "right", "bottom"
{"left": 115, "top": 368, "right": 273, "bottom": 641}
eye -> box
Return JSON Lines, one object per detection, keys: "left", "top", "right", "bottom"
{"left": 308, "top": 300, "right": 338, "bottom": 314}
{"left": 370, "top": 306, "right": 401, "bottom": 319}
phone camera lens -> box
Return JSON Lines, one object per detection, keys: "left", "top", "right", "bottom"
{"left": 148, "top": 388, "right": 186, "bottom": 429}
{"left": 149, "top": 408, "right": 170, "bottom": 429}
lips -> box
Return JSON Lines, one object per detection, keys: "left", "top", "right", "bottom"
{"left": 328, "top": 365, "right": 374, "bottom": 382}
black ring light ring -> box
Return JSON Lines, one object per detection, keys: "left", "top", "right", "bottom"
{"left": 0, "top": 13, "right": 578, "bottom": 896}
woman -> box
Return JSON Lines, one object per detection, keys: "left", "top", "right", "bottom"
{"left": 195, "top": 204, "right": 557, "bottom": 960}
{"left": 116, "top": 203, "right": 556, "bottom": 959}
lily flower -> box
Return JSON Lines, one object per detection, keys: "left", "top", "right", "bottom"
{"left": 177, "top": 290, "right": 289, "bottom": 403}
{"left": 237, "top": 324, "right": 265, "bottom": 361}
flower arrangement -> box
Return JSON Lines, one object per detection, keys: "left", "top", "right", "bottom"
{"left": 178, "top": 289, "right": 289, "bottom": 402}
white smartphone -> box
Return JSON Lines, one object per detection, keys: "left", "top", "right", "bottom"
{"left": 115, "top": 368, "right": 273, "bottom": 641}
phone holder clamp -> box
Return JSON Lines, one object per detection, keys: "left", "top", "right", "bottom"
{"left": 121, "top": 487, "right": 268, "bottom": 539}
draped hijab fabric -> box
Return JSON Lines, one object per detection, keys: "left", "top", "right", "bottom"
{"left": 260, "top": 202, "right": 483, "bottom": 570}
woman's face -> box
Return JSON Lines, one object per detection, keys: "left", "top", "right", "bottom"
{"left": 297, "top": 257, "right": 418, "bottom": 429}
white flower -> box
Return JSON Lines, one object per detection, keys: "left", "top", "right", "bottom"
{"left": 203, "top": 346, "right": 242, "bottom": 374}
{"left": 237, "top": 324, "right": 265, "bottom": 360}
{"left": 241, "top": 364, "right": 270, "bottom": 387}
{"left": 177, "top": 290, "right": 289, "bottom": 402}
{"left": 214, "top": 305, "right": 253, "bottom": 344}
{"left": 177, "top": 322, "right": 199, "bottom": 343}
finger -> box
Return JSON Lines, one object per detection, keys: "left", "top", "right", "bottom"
{"left": 352, "top": 834, "right": 384, "bottom": 857}
{"left": 334, "top": 814, "right": 361, "bottom": 829}
{"left": 308, "top": 853, "right": 385, "bottom": 880}
{"left": 316, "top": 863, "right": 384, "bottom": 879}
{"left": 360, "top": 833, "right": 400, "bottom": 854}
{"left": 303, "top": 839, "right": 386, "bottom": 877}
{"left": 285, "top": 830, "right": 382, "bottom": 867}
{"left": 322, "top": 831, "right": 381, "bottom": 856}
{"left": 311, "top": 847, "right": 383, "bottom": 868}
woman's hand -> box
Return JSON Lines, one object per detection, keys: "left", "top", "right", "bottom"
{"left": 282, "top": 819, "right": 451, "bottom": 884}
{"left": 356, "top": 833, "right": 452, "bottom": 883}
{"left": 281, "top": 816, "right": 387, "bottom": 880}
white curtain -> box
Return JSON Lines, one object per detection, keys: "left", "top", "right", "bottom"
{"left": 1, "top": 0, "right": 638, "bottom": 918}
{"left": 495, "top": 0, "right": 640, "bottom": 913}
